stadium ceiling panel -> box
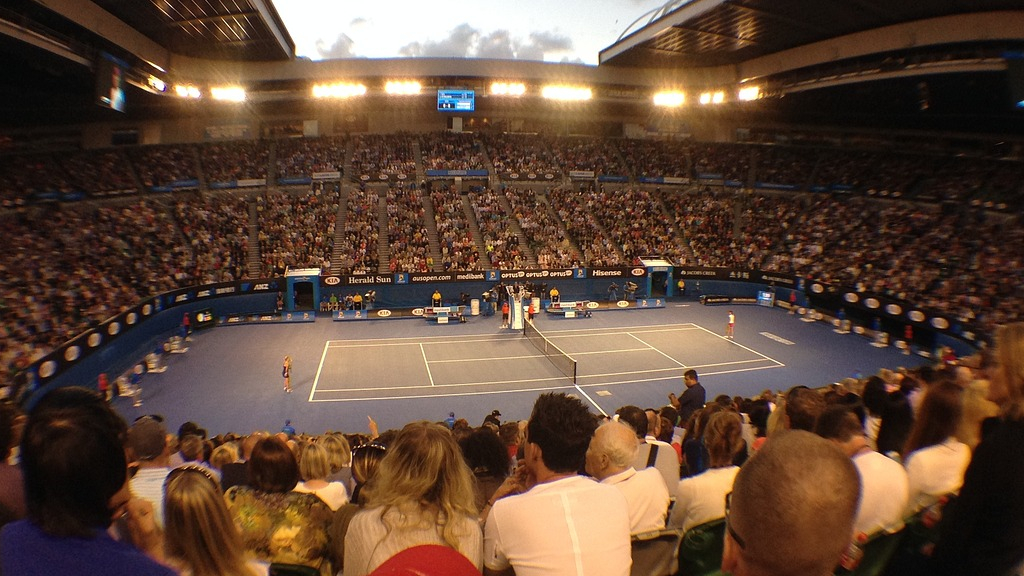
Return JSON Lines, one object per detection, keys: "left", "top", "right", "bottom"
{"left": 600, "top": 0, "right": 1024, "bottom": 67}
{"left": 89, "top": 0, "right": 294, "bottom": 60}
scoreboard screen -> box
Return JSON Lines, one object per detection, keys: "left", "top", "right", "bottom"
{"left": 437, "top": 89, "right": 475, "bottom": 112}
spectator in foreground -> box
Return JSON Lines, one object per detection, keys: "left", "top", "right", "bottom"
{"left": 294, "top": 442, "right": 349, "bottom": 511}
{"left": 163, "top": 465, "right": 266, "bottom": 576}
{"left": 721, "top": 430, "right": 860, "bottom": 576}
{"left": 0, "top": 388, "right": 175, "bottom": 576}
{"left": 815, "top": 405, "right": 908, "bottom": 537}
{"left": 901, "top": 380, "right": 970, "bottom": 514}
{"left": 585, "top": 418, "right": 670, "bottom": 534}
{"left": 344, "top": 421, "right": 481, "bottom": 575}
{"left": 483, "top": 392, "right": 630, "bottom": 576}
{"left": 670, "top": 411, "right": 744, "bottom": 533}
{"left": 932, "top": 322, "right": 1024, "bottom": 576}
{"left": 224, "top": 437, "right": 334, "bottom": 575}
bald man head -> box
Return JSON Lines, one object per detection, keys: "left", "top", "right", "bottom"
{"left": 585, "top": 419, "right": 640, "bottom": 480}
{"left": 722, "top": 430, "right": 860, "bottom": 576}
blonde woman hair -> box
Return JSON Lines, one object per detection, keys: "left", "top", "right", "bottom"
{"left": 163, "top": 467, "right": 259, "bottom": 576}
{"left": 995, "top": 322, "right": 1024, "bottom": 420}
{"left": 321, "top": 433, "right": 352, "bottom": 471}
{"left": 299, "top": 442, "right": 332, "bottom": 482}
{"left": 362, "top": 421, "right": 477, "bottom": 549}
{"left": 209, "top": 443, "right": 240, "bottom": 472}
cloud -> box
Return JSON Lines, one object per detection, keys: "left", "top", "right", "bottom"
{"left": 350, "top": 17, "right": 369, "bottom": 27}
{"left": 316, "top": 33, "right": 357, "bottom": 59}
{"left": 398, "top": 23, "right": 574, "bottom": 61}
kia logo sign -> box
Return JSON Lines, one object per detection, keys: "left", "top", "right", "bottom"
{"left": 811, "top": 283, "right": 824, "bottom": 294}
{"left": 324, "top": 276, "right": 341, "bottom": 285}
{"left": 931, "top": 317, "right": 950, "bottom": 330}
{"left": 586, "top": 302, "right": 600, "bottom": 309}
{"left": 630, "top": 268, "right": 645, "bottom": 276}
{"left": 360, "top": 175, "right": 370, "bottom": 181}
{"left": 142, "top": 304, "right": 153, "bottom": 315}
{"left": 88, "top": 333, "right": 102, "bottom": 347}
{"left": 864, "top": 298, "right": 880, "bottom": 309}
{"left": 885, "top": 304, "right": 902, "bottom": 315}
{"left": 127, "top": 312, "right": 138, "bottom": 325}
{"left": 65, "top": 346, "right": 81, "bottom": 362}
{"left": 412, "top": 308, "right": 425, "bottom": 316}
{"left": 908, "top": 311, "right": 925, "bottom": 323}
{"left": 377, "top": 309, "right": 392, "bottom": 317}
{"left": 616, "top": 300, "right": 629, "bottom": 308}
{"left": 843, "top": 293, "right": 859, "bottom": 303}
{"left": 108, "top": 322, "right": 121, "bottom": 336}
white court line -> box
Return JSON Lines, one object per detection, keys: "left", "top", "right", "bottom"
{"left": 577, "top": 364, "right": 784, "bottom": 389}
{"left": 309, "top": 383, "right": 577, "bottom": 403}
{"left": 574, "top": 385, "right": 608, "bottom": 417}
{"left": 571, "top": 347, "right": 659, "bottom": 356}
{"left": 315, "top": 373, "right": 570, "bottom": 393}
{"left": 628, "top": 332, "right": 687, "bottom": 368}
{"left": 309, "top": 340, "right": 330, "bottom": 402}
{"left": 429, "top": 353, "right": 548, "bottom": 364}
{"left": 576, "top": 358, "right": 769, "bottom": 381}
{"left": 420, "top": 343, "right": 435, "bottom": 386}
{"left": 692, "top": 324, "right": 786, "bottom": 367}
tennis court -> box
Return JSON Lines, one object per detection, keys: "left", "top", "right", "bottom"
{"left": 310, "top": 323, "right": 784, "bottom": 408}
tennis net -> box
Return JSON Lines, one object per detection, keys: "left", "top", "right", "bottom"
{"left": 524, "top": 320, "right": 577, "bottom": 383}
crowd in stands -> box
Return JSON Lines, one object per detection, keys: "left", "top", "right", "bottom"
{"left": 483, "top": 133, "right": 559, "bottom": 175}
{"left": 6, "top": 324, "right": 1024, "bottom": 576}
{"left": 753, "top": 145, "right": 816, "bottom": 187}
{"left": 501, "top": 186, "right": 581, "bottom": 268}
{"left": 338, "top": 187, "right": 380, "bottom": 275}
{"left": 548, "top": 185, "right": 624, "bottom": 266}
{"left": 171, "top": 194, "right": 250, "bottom": 284}
{"left": 691, "top": 142, "right": 751, "bottom": 182}
{"left": 0, "top": 153, "right": 72, "bottom": 207}
{"left": 130, "top": 145, "right": 200, "bottom": 190}
{"left": 58, "top": 149, "right": 137, "bottom": 195}
{"left": 547, "top": 136, "right": 627, "bottom": 176}
{"left": 468, "top": 188, "right": 527, "bottom": 269}
{"left": 200, "top": 141, "right": 270, "bottom": 184}
{"left": 1, "top": 200, "right": 190, "bottom": 382}
{"left": 350, "top": 134, "right": 416, "bottom": 177}
{"left": 275, "top": 136, "right": 347, "bottom": 179}
{"left": 385, "top": 184, "right": 431, "bottom": 273}
{"left": 430, "top": 186, "right": 482, "bottom": 271}
{"left": 420, "top": 133, "right": 486, "bottom": 172}
{"left": 257, "top": 185, "right": 338, "bottom": 276}
{"left": 615, "top": 139, "right": 691, "bottom": 180}
{"left": 586, "top": 186, "right": 685, "bottom": 264}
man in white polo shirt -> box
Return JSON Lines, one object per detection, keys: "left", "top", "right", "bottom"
{"left": 586, "top": 419, "right": 670, "bottom": 535}
{"left": 483, "top": 393, "right": 631, "bottom": 576}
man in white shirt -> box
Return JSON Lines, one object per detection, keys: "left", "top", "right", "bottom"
{"left": 483, "top": 393, "right": 631, "bottom": 576}
{"left": 814, "top": 406, "right": 909, "bottom": 536}
{"left": 586, "top": 419, "right": 671, "bottom": 534}
{"left": 126, "top": 417, "right": 172, "bottom": 528}
{"left": 617, "top": 405, "right": 680, "bottom": 499}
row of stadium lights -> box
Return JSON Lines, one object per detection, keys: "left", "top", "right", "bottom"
{"left": 166, "top": 79, "right": 760, "bottom": 105}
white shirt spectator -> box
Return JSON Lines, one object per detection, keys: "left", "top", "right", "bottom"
{"left": 636, "top": 437, "right": 681, "bottom": 499}
{"left": 852, "top": 450, "right": 910, "bottom": 536}
{"left": 600, "top": 467, "right": 670, "bottom": 534}
{"left": 669, "top": 466, "right": 740, "bottom": 533}
{"left": 484, "top": 475, "right": 630, "bottom": 576}
{"left": 903, "top": 437, "right": 970, "bottom": 514}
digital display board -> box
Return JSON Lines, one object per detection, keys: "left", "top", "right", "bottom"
{"left": 194, "top": 308, "right": 215, "bottom": 330}
{"left": 437, "top": 89, "right": 475, "bottom": 112}
{"left": 96, "top": 52, "right": 126, "bottom": 113}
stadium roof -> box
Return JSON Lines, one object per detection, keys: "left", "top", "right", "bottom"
{"left": 600, "top": 0, "right": 1024, "bottom": 68}
{"left": 87, "top": 0, "right": 294, "bottom": 61}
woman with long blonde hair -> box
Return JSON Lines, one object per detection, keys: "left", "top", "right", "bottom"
{"left": 163, "top": 466, "right": 264, "bottom": 576}
{"left": 343, "top": 421, "right": 481, "bottom": 575}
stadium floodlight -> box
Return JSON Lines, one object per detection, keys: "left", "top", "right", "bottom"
{"left": 312, "top": 83, "right": 367, "bottom": 99}
{"left": 147, "top": 76, "right": 166, "bottom": 93}
{"left": 541, "top": 85, "right": 592, "bottom": 101}
{"left": 174, "top": 84, "right": 202, "bottom": 99}
{"left": 211, "top": 86, "right": 245, "bottom": 102}
{"left": 699, "top": 90, "right": 725, "bottom": 105}
{"left": 490, "top": 82, "right": 527, "bottom": 96}
{"left": 738, "top": 86, "right": 760, "bottom": 101}
{"left": 385, "top": 81, "right": 421, "bottom": 95}
{"left": 653, "top": 91, "right": 685, "bottom": 107}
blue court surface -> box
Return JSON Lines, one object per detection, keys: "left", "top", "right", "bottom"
{"left": 113, "top": 301, "right": 927, "bottom": 436}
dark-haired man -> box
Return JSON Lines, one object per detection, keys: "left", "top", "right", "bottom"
{"left": 0, "top": 388, "right": 174, "bottom": 575}
{"left": 669, "top": 369, "right": 706, "bottom": 426}
{"left": 483, "top": 393, "right": 630, "bottom": 576}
